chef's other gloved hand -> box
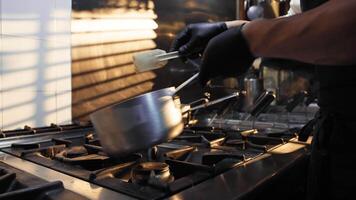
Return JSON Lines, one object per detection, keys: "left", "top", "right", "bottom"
{"left": 170, "top": 22, "right": 228, "bottom": 58}
{"left": 199, "top": 25, "right": 255, "bottom": 86}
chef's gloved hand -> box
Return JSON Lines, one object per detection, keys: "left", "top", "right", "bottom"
{"left": 199, "top": 25, "right": 255, "bottom": 86}
{"left": 170, "top": 22, "right": 228, "bottom": 58}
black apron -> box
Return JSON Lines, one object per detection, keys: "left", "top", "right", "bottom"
{"left": 300, "top": 1, "right": 356, "bottom": 199}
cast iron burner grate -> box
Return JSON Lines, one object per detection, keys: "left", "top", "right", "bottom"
{"left": 0, "top": 162, "right": 88, "bottom": 200}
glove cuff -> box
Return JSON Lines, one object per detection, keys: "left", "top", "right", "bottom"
{"left": 198, "top": 24, "right": 256, "bottom": 86}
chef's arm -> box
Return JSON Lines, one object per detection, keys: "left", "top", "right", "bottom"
{"left": 242, "top": 0, "right": 356, "bottom": 65}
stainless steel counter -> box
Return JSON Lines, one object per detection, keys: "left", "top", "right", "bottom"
{"left": 168, "top": 142, "right": 310, "bottom": 200}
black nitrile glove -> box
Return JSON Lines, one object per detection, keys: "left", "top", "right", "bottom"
{"left": 170, "top": 22, "right": 228, "bottom": 58}
{"left": 199, "top": 25, "right": 255, "bottom": 86}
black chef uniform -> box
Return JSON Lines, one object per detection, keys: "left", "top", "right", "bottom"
{"left": 300, "top": 1, "right": 356, "bottom": 199}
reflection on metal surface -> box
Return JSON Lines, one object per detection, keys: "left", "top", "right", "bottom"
{"left": 0, "top": 152, "right": 134, "bottom": 200}
{"left": 169, "top": 194, "right": 184, "bottom": 200}
{"left": 166, "top": 143, "right": 308, "bottom": 200}
{"left": 269, "top": 142, "right": 305, "bottom": 154}
{"left": 290, "top": 136, "right": 313, "bottom": 145}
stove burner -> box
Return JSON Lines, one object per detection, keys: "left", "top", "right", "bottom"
{"left": 131, "top": 162, "right": 174, "bottom": 185}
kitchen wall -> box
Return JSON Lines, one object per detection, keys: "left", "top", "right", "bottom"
{"left": 71, "top": 0, "right": 236, "bottom": 121}
{"left": 0, "top": 0, "right": 72, "bottom": 129}
{"left": 71, "top": 0, "right": 157, "bottom": 121}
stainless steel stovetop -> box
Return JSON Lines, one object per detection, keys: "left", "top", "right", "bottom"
{"left": 0, "top": 120, "right": 311, "bottom": 200}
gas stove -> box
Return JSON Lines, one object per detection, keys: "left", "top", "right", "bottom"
{"left": 0, "top": 161, "right": 89, "bottom": 200}
{"left": 0, "top": 122, "right": 310, "bottom": 200}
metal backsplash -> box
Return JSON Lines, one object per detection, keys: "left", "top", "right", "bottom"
{"left": 71, "top": 0, "right": 237, "bottom": 121}
{"left": 260, "top": 58, "right": 316, "bottom": 105}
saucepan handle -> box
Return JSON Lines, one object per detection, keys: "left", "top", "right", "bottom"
{"left": 174, "top": 59, "right": 201, "bottom": 93}
{"left": 244, "top": 91, "right": 275, "bottom": 121}
{"left": 185, "top": 92, "right": 240, "bottom": 113}
{"left": 175, "top": 73, "right": 199, "bottom": 93}
{"left": 187, "top": 98, "right": 209, "bottom": 107}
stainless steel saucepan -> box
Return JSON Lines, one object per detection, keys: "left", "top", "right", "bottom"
{"left": 90, "top": 73, "right": 240, "bottom": 157}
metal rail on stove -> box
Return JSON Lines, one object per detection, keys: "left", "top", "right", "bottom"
{"left": 0, "top": 151, "right": 134, "bottom": 200}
